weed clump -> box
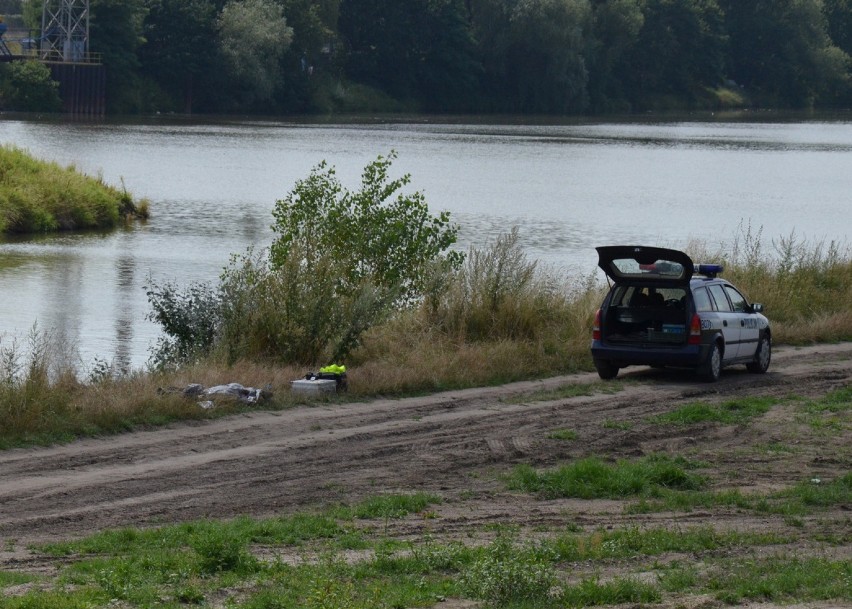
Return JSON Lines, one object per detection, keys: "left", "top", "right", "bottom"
{"left": 508, "top": 455, "right": 706, "bottom": 499}
{"left": 460, "top": 534, "right": 556, "bottom": 605}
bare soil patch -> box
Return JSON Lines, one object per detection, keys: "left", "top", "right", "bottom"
{"left": 0, "top": 343, "right": 849, "bottom": 607}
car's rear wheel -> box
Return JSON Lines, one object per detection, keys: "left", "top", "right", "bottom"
{"left": 746, "top": 335, "right": 771, "bottom": 373}
{"left": 594, "top": 359, "right": 619, "bottom": 380}
{"left": 699, "top": 342, "right": 722, "bottom": 382}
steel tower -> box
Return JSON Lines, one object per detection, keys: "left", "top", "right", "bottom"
{"left": 41, "top": 0, "right": 89, "bottom": 62}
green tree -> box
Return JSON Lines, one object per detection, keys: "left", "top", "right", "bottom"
{"left": 623, "top": 0, "right": 727, "bottom": 108}
{"left": 89, "top": 0, "right": 148, "bottom": 113}
{"left": 586, "top": 0, "right": 644, "bottom": 112}
{"left": 508, "top": 0, "right": 592, "bottom": 112}
{"left": 147, "top": 153, "right": 462, "bottom": 366}
{"left": 469, "top": 0, "right": 592, "bottom": 113}
{"left": 825, "top": 0, "right": 852, "bottom": 54}
{"left": 273, "top": 0, "right": 342, "bottom": 112}
{"left": 339, "top": 0, "right": 481, "bottom": 110}
{"left": 217, "top": 0, "right": 293, "bottom": 106}
{"left": 269, "top": 151, "right": 462, "bottom": 306}
{"left": 282, "top": 0, "right": 340, "bottom": 60}
{"left": 20, "top": 0, "right": 41, "bottom": 30}
{"left": 720, "top": 0, "right": 850, "bottom": 107}
{"left": 139, "top": 0, "right": 222, "bottom": 113}
{"left": 0, "top": 61, "right": 61, "bottom": 112}
{"left": 824, "top": 0, "right": 852, "bottom": 103}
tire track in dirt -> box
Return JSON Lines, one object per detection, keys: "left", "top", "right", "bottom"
{"left": 0, "top": 343, "right": 849, "bottom": 545}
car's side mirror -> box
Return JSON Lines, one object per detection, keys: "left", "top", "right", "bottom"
{"left": 751, "top": 303, "right": 764, "bottom": 313}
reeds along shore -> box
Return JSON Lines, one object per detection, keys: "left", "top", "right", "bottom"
{"left": 1, "top": 230, "right": 850, "bottom": 449}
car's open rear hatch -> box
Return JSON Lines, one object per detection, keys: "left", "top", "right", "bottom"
{"left": 596, "top": 245, "right": 694, "bottom": 286}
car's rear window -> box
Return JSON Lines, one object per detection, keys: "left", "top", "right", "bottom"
{"left": 609, "top": 257, "right": 687, "bottom": 281}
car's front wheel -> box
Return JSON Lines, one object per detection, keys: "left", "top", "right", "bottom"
{"left": 594, "top": 359, "right": 619, "bottom": 380}
{"left": 746, "top": 335, "right": 771, "bottom": 373}
{"left": 699, "top": 342, "right": 722, "bottom": 382}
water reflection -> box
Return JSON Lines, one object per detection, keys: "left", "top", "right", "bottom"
{"left": 114, "top": 252, "right": 136, "bottom": 373}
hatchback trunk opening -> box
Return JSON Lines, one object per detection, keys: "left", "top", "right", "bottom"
{"left": 601, "top": 285, "right": 690, "bottom": 345}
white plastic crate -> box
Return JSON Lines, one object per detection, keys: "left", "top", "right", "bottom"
{"left": 290, "top": 379, "right": 338, "bottom": 395}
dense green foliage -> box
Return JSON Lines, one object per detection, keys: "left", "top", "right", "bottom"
{"left": 4, "top": 0, "right": 851, "bottom": 113}
{"left": 0, "top": 61, "right": 61, "bottom": 112}
{"left": 0, "top": 145, "right": 146, "bottom": 233}
{"left": 146, "top": 152, "right": 461, "bottom": 368}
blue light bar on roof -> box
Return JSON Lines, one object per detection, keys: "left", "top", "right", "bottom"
{"left": 696, "top": 264, "right": 724, "bottom": 277}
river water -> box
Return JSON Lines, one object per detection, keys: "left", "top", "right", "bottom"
{"left": 1, "top": 114, "right": 850, "bottom": 370}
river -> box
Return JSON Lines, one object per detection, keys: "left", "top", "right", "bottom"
{"left": 1, "top": 114, "right": 850, "bottom": 370}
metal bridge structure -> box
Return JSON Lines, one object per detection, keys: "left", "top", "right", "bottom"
{"left": 1, "top": 0, "right": 105, "bottom": 115}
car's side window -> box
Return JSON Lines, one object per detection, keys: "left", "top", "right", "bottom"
{"left": 707, "top": 284, "right": 732, "bottom": 312}
{"left": 692, "top": 286, "right": 714, "bottom": 312}
{"left": 612, "top": 286, "right": 633, "bottom": 306}
{"left": 724, "top": 285, "right": 747, "bottom": 313}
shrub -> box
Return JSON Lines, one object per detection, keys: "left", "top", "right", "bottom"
{"left": 0, "top": 61, "right": 61, "bottom": 112}
{"left": 460, "top": 534, "right": 556, "bottom": 605}
{"left": 147, "top": 153, "right": 462, "bottom": 368}
{"left": 216, "top": 245, "right": 393, "bottom": 364}
{"left": 145, "top": 279, "right": 222, "bottom": 370}
{"left": 269, "top": 151, "right": 462, "bottom": 307}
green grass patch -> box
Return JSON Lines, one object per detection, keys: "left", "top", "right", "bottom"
{"left": 41, "top": 513, "right": 344, "bottom": 558}
{"left": 628, "top": 473, "right": 852, "bottom": 515}
{"left": 796, "top": 386, "right": 851, "bottom": 432}
{"left": 659, "top": 556, "right": 852, "bottom": 603}
{"left": 0, "top": 145, "right": 148, "bottom": 234}
{"left": 504, "top": 381, "right": 625, "bottom": 404}
{"left": 0, "top": 588, "right": 112, "bottom": 609}
{"left": 653, "top": 396, "right": 777, "bottom": 425}
{"left": 7, "top": 510, "right": 840, "bottom": 609}
{"left": 460, "top": 534, "right": 557, "bottom": 605}
{"left": 602, "top": 419, "right": 632, "bottom": 430}
{"left": 774, "top": 472, "right": 852, "bottom": 509}
{"left": 507, "top": 455, "right": 706, "bottom": 500}
{"left": 560, "top": 577, "right": 662, "bottom": 607}
{"left": 708, "top": 556, "right": 852, "bottom": 604}
{"left": 548, "top": 428, "right": 579, "bottom": 441}
{"left": 546, "top": 526, "right": 788, "bottom": 561}
{"left": 335, "top": 492, "right": 442, "bottom": 520}
{"left": 0, "top": 571, "right": 35, "bottom": 588}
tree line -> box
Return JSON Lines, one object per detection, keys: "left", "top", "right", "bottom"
{"left": 4, "top": 0, "right": 852, "bottom": 114}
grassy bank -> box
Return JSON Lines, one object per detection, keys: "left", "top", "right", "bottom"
{"left": 0, "top": 145, "right": 149, "bottom": 233}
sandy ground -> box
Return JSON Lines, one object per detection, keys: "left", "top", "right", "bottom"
{"left": 0, "top": 343, "right": 849, "bottom": 605}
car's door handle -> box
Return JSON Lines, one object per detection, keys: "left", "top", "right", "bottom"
{"left": 741, "top": 320, "right": 745, "bottom": 327}
{"left": 723, "top": 320, "right": 728, "bottom": 327}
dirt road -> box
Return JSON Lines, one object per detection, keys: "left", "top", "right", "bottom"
{"left": 0, "top": 342, "right": 849, "bottom": 554}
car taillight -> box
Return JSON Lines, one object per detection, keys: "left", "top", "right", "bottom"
{"left": 593, "top": 309, "right": 602, "bottom": 340}
{"left": 689, "top": 314, "right": 702, "bottom": 345}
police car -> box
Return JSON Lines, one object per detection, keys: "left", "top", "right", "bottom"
{"left": 591, "top": 245, "right": 771, "bottom": 382}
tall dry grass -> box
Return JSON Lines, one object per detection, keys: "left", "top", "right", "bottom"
{"left": 687, "top": 225, "right": 852, "bottom": 344}
{"left": 0, "top": 327, "right": 216, "bottom": 448}
{"left": 349, "top": 230, "right": 605, "bottom": 393}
